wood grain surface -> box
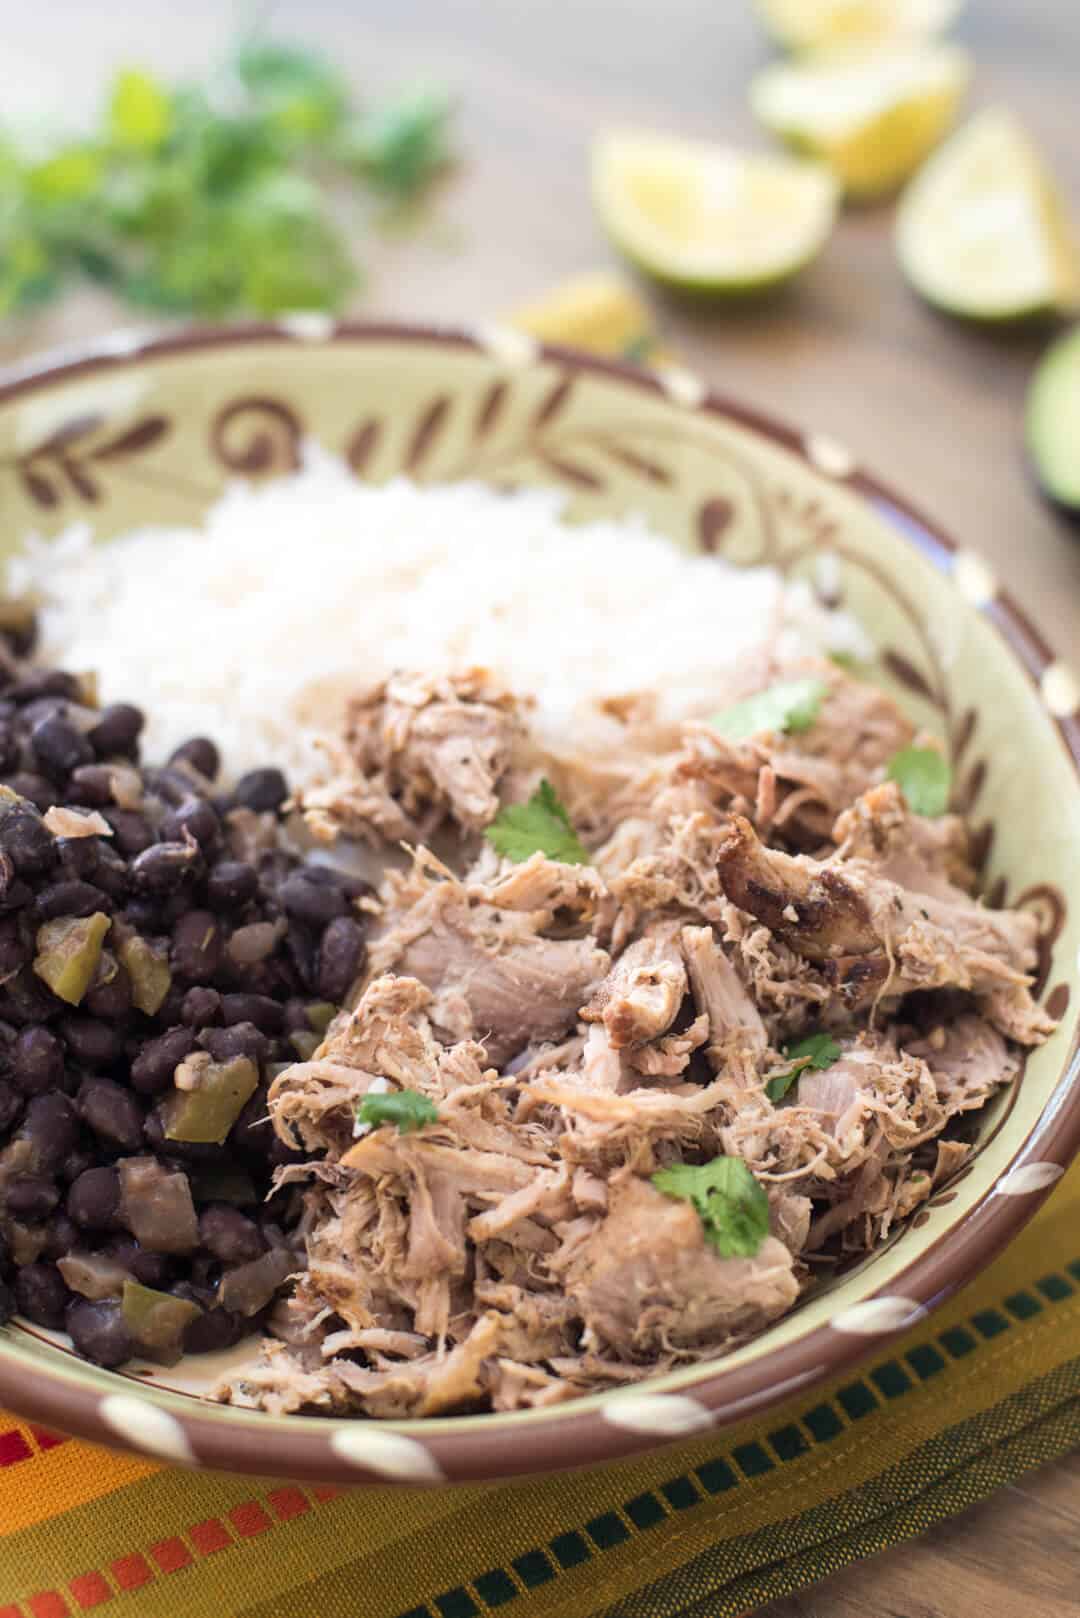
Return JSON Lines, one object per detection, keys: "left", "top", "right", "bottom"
{"left": 3, "top": 3, "right": 1079, "bottom": 1614}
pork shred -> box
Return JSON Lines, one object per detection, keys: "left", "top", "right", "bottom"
{"left": 220, "top": 660, "right": 1058, "bottom": 1418}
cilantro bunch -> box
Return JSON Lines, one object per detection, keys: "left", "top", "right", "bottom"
{"left": 0, "top": 40, "right": 454, "bottom": 320}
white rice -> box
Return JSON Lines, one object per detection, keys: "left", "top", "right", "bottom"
{"left": 9, "top": 447, "right": 869, "bottom": 782}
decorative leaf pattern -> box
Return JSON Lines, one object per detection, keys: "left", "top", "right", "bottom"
{"left": 405, "top": 396, "right": 451, "bottom": 474}
{"left": 210, "top": 398, "right": 301, "bottom": 475}
{"left": 9, "top": 411, "right": 171, "bottom": 509}
{"left": 346, "top": 419, "right": 381, "bottom": 477}
{"left": 532, "top": 372, "right": 575, "bottom": 430}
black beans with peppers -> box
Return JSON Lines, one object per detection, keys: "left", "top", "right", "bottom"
{"left": 0, "top": 633, "right": 368, "bottom": 1368}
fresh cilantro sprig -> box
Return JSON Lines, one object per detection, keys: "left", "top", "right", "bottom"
{"left": 485, "top": 780, "right": 590, "bottom": 866}
{"left": 0, "top": 37, "right": 454, "bottom": 321}
{"left": 651, "top": 1156, "right": 770, "bottom": 1259}
{"left": 713, "top": 676, "right": 829, "bottom": 743}
{"left": 765, "top": 1032, "right": 842, "bottom": 1103}
{"left": 355, "top": 1088, "right": 439, "bottom": 1135}
{"left": 886, "top": 745, "right": 951, "bottom": 818}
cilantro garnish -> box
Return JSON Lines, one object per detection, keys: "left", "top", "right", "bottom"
{"left": 765, "top": 1032, "right": 842, "bottom": 1103}
{"left": 713, "top": 677, "right": 828, "bottom": 742}
{"left": 651, "top": 1156, "right": 770, "bottom": 1259}
{"left": 485, "top": 779, "right": 590, "bottom": 866}
{"left": 355, "top": 1088, "right": 439, "bottom": 1134}
{"left": 886, "top": 745, "right": 951, "bottom": 818}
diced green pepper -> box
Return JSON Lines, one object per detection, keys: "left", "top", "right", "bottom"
{"left": 163, "top": 1056, "right": 259, "bottom": 1145}
{"left": 304, "top": 1001, "right": 337, "bottom": 1034}
{"left": 288, "top": 1030, "right": 320, "bottom": 1061}
{"left": 217, "top": 1247, "right": 295, "bottom": 1316}
{"left": 121, "top": 1279, "right": 202, "bottom": 1363}
{"left": 188, "top": 1167, "right": 259, "bottom": 1205}
{"left": 117, "top": 932, "right": 172, "bottom": 1015}
{"left": 33, "top": 913, "right": 111, "bottom": 1005}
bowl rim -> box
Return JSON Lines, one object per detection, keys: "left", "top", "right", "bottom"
{"left": 0, "top": 317, "right": 1077, "bottom": 1487}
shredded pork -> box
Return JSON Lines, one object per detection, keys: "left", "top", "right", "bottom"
{"left": 222, "top": 659, "right": 1056, "bottom": 1418}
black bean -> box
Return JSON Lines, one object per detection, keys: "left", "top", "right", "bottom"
{"left": 62, "top": 1016, "right": 124, "bottom": 1069}
{"left": 12, "top": 1029, "right": 61, "bottom": 1106}
{"left": 1, "top": 773, "right": 56, "bottom": 813}
{"left": 0, "top": 1078, "right": 23, "bottom": 1134}
{"left": 0, "top": 797, "right": 56, "bottom": 875}
{"left": 0, "top": 970, "right": 63, "bottom": 1027}
{"left": 161, "top": 796, "right": 219, "bottom": 850}
{"left": 0, "top": 1280, "right": 13, "bottom": 1327}
{"left": 84, "top": 964, "right": 131, "bottom": 1022}
{"left": 0, "top": 860, "right": 31, "bottom": 913}
{"left": 198, "top": 1204, "right": 265, "bottom": 1265}
{"left": 0, "top": 915, "right": 29, "bottom": 981}
{"left": 176, "top": 1289, "right": 247, "bottom": 1354}
{"left": 20, "top": 696, "right": 70, "bottom": 730}
{"left": 267, "top": 1133, "right": 307, "bottom": 1167}
{"left": 256, "top": 849, "right": 298, "bottom": 892}
{"left": 142, "top": 1107, "right": 224, "bottom": 1164}
{"left": 20, "top": 1093, "right": 78, "bottom": 1168}
{"left": 308, "top": 865, "right": 374, "bottom": 902}
{"left": 66, "top": 764, "right": 115, "bottom": 807}
{"left": 15, "top": 1261, "right": 71, "bottom": 1329}
{"left": 6, "top": 1174, "right": 60, "bottom": 1220}
{"left": 76, "top": 1077, "right": 144, "bottom": 1150}
{"left": 59, "top": 1147, "right": 97, "bottom": 1184}
{"left": 103, "top": 1235, "right": 172, "bottom": 1289}
{"left": 130, "top": 840, "right": 200, "bottom": 895}
{"left": 10, "top": 670, "right": 80, "bottom": 706}
{"left": 171, "top": 909, "right": 222, "bottom": 980}
{"left": 103, "top": 809, "right": 154, "bottom": 856}
{"left": 283, "top": 921, "right": 317, "bottom": 992}
{"left": 31, "top": 713, "right": 94, "bottom": 778}
{"left": 232, "top": 768, "right": 288, "bottom": 813}
{"left": 169, "top": 737, "right": 220, "bottom": 781}
{"left": 65, "top": 1298, "right": 134, "bottom": 1367}
{"left": 199, "top": 1021, "right": 268, "bottom": 1070}
{"left": 180, "top": 986, "right": 222, "bottom": 1028}
{"left": 153, "top": 983, "right": 187, "bottom": 1028}
{"left": 279, "top": 872, "right": 346, "bottom": 928}
{"left": 130, "top": 1026, "right": 194, "bottom": 1096}
{"left": 40, "top": 1211, "right": 79, "bottom": 1259}
{"left": 143, "top": 766, "right": 197, "bottom": 807}
{"left": 220, "top": 993, "right": 284, "bottom": 1036}
{"left": 87, "top": 703, "right": 143, "bottom": 759}
{"left": 33, "top": 879, "right": 109, "bottom": 922}
{"left": 205, "top": 860, "right": 258, "bottom": 911}
{"left": 188, "top": 1252, "right": 221, "bottom": 1290}
{"left": 231, "top": 1084, "right": 270, "bottom": 1156}
{"left": 317, "top": 916, "right": 366, "bottom": 1003}
{"left": 282, "top": 997, "right": 312, "bottom": 1035}
{"left": 67, "top": 1165, "right": 121, "bottom": 1230}
{"left": 0, "top": 727, "right": 19, "bottom": 777}
{"left": 122, "top": 897, "right": 164, "bottom": 934}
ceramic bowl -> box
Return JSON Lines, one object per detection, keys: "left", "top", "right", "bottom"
{"left": 0, "top": 321, "right": 1077, "bottom": 1486}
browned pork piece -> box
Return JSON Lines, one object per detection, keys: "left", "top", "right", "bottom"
{"left": 301, "top": 669, "right": 523, "bottom": 845}
{"left": 367, "top": 849, "right": 609, "bottom": 1064}
{"left": 678, "top": 662, "right": 915, "bottom": 842}
{"left": 715, "top": 814, "right": 1052, "bottom": 1042}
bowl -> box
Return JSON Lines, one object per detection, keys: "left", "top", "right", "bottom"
{"left": 0, "top": 320, "right": 1077, "bottom": 1486}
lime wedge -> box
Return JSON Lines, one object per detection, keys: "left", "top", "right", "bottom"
{"left": 751, "top": 44, "right": 970, "bottom": 200}
{"left": 896, "top": 109, "right": 1080, "bottom": 322}
{"left": 1026, "top": 325, "right": 1080, "bottom": 516}
{"left": 755, "top": 0, "right": 963, "bottom": 52}
{"left": 591, "top": 131, "right": 837, "bottom": 297}
{"left": 507, "top": 271, "right": 664, "bottom": 361}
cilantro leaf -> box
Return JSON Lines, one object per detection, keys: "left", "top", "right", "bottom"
{"left": 651, "top": 1156, "right": 769, "bottom": 1259}
{"left": 109, "top": 69, "right": 172, "bottom": 151}
{"left": 886, "top": 746, "right": 951, "bottom": 818}
{"left": 713, "top": 677, "right": 829, "bottom": 742}
{"left": 485, "top": 779, "right": 590, "bottom": 866}
{"left": 355, "top": 1088, "right": 439, "bottom": 1134}
{"left": 765, "top": 1032, "right": 842, "bottom": 1103}
{"left": 341, "top": 84, "right": 454, "bottom": 197}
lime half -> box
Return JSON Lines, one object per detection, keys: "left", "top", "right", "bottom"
{"left": 592, "top": 131, "right": 837, "bottom": 297}
{"left": 1026, "top": 325, "right": 1080, "bottom": 515}
{"left": 755, "top": 0, "right": 963, "bottom": 52}
{"left": 751, "top": 44, "right": 970, "bottom": 200}
{"left": 896, "top": 109, "right": 1080, "bottom": 322}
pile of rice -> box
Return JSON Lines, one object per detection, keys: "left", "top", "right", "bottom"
{"left": 10, "top": 448, "right": 869, "bottom": 782}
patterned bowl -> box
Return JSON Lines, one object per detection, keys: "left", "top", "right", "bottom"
{"left": 0, "top": 320, "right": 1077, "bottom": 1487}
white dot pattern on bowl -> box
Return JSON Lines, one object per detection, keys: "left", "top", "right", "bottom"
{"left": 277, "top": 312, "right": 336, "bottom": 342}
{"left": 1041, "top": 662, "right": 1080, "bottom": 719}
{"left": 952, "top": 551, "right": 997, "bottom": 607}
{"left": 658, "top": 367, "right": 707, "bottom": 409}
{"left": 804, "top": 433, "right": 856, "bottom": 479}
{"left": 995, "top": 1161, "right": 1064, "bottom": 1196}
{"left": 601, "top": 1393, "right": 713, "bottom": 1437}
{"left": 99, "top": 1395, "right": 195, "bottom": 1463}
{"left": 831, "top": 1297, "right": 926, "bottom": 1335}
{"left": 329, "top": 1425, "right": 445, "bottom": 1481}
{"left": 466, "top": 324, "right": 538, "bottom": 369}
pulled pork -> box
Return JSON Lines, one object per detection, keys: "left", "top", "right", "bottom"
{"left": 222, "top": 659, "right": 1056, "bottom": 1418}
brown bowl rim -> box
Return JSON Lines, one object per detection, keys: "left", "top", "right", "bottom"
{"left": 0, "top": 318, "right": 1076, "bottom": 1486}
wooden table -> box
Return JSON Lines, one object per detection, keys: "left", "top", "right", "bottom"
{"left": 4, "top": 2, "right": 1079, "bottom": 1613}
